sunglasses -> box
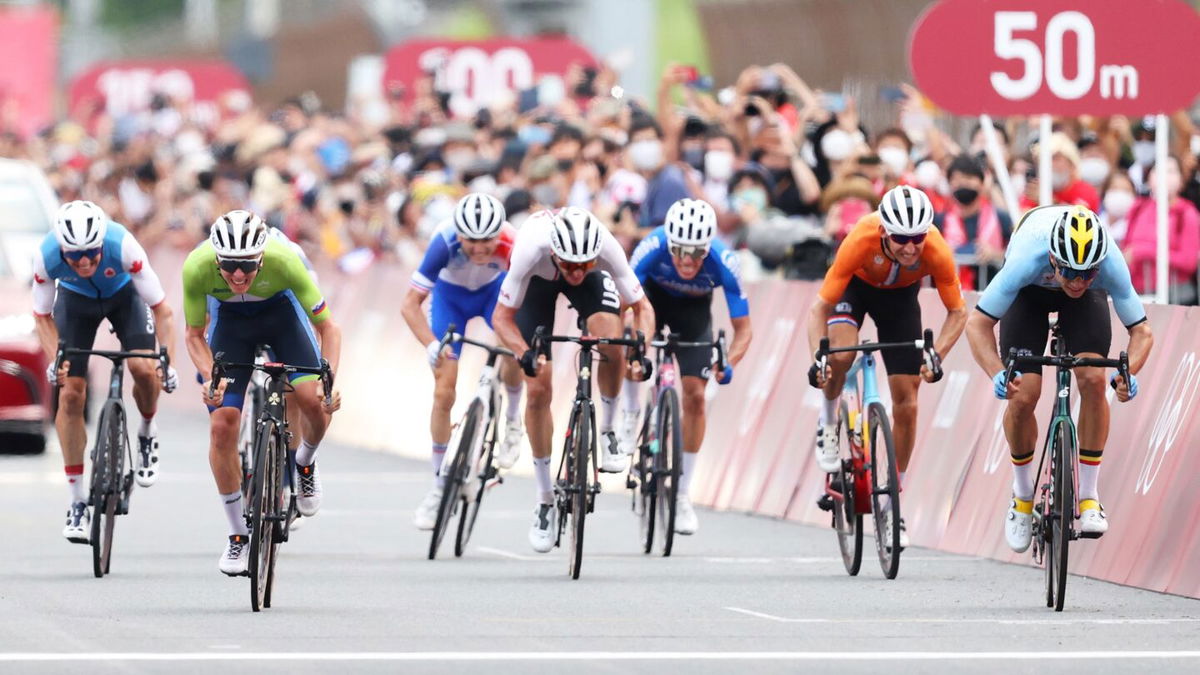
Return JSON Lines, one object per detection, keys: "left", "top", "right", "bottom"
{"left": 669, "top": 244, "right": 710, "bottom": 261}
{"left": 888, "top": 233, "right": 927, "bottom": 246}
{"left": 218, "top": 257, "right": 262, "bottom": 274}
{"left": 64, "top": 247, "right": 102, "bottom": 262}
{"left": 556, "top": 258, "right": 596, "bottom": 274}
{"left": 1053, "top": 263, "right": 1099, "bottom": 281}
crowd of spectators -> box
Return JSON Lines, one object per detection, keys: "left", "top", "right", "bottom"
{"left": 5, "top": 60, "right": 1200, "bottom": 302}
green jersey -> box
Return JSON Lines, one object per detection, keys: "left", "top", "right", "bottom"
{"left": 182, "top": 237, "right": 331, "bottom": 328}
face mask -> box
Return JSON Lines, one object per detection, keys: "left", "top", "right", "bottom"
{"left": 1051, "top": 170, "right": 1071, "bottom": 191}
{"left": 1133, "top": 141, "right": 1156, "bottom": 166}
{"left": 915, "top": 160, "right": 943, "bottom": 191}
{"left": 1103, "top": 190, "right": 1134, "bottom": 219}
{"left": 704, "top": 150, "right": 734, "bottom": 181}
{"left": 1078, "top": 157, "right": 1110, "bottom": 186}
{"left": 531, "top": 183, "right": 561, "bottom": 207}
{"left": 628, "top": 139, "right": 664, "bottom": 171}
{"left": 821, "top": 129, "right": 853, "bottom": 162}
{"left": 878, "top": 146, "right": 909, "bottom": 176}
{"left": 1010, "top": 174, "right": 1026, "bottom": 196}
{"left": 443, "top": 149, "right": 474, "bottom": 172}
{"left": 556, "top": 158, "right": 574, "bottom": 173}
{"left": 518, "top": 124, "right": 552, "bottom": 147}
{"left": 953, "top": 186, "right": 979, "bottom": 205}
{"left": 732, "top": 187, "right": 768, "bottom": 213}
{"left": 681, "top": 146, "right": 705, "bottom": 171}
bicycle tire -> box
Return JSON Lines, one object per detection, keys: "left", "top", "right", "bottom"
{"left": 430, "top": 400, "right": 478, "bottom": 559}
{"left": 868, "top": 402, "right": 901, "bottom": 579}
{"left": 90, "top": 401, "right": 123, "bottom": 578}
{"left": 568, "top": 404, "right": 592, "bottom": 580}
{"left": 636, "top": 400, "right": 656, "bottom": 555}
{"left": 456, "top": 399, "right": 497, "bottom": 557}
{"left": 1051, "top": 422, "right": 1074, "bottom": 611}
{"left": 657, "top": 387, "right": 682, "bottom": 557}
{"left": 248, "top": 419, "right": 277, "bottom": 612}
{"left": 263, "top": 422, "right": 290, "bottom": 609}
{"left": 833, "top": 401, "right": 862, "bottom": 576}
{"left": 238, "top": 384, "right": 263, "bottom": 501}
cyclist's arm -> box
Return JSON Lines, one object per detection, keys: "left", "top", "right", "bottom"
{"left": 30, "top": 252, "right": 58, "bottom": 361}
{"left": 184, "top": 324, "right": 215, "bottom": 381}
{"left": 926, "top": 232, "right": 969, "bottom": 359}
{"left": 627, "top": 295, "right": 655, "bottom": 345}
{"left": 492, "top": 303, "right": 528, "bottom": 357}
{"left": 1126, "top": 321, "right": 1153, "bottom": 376}
{"left": 400, "top": 286, "right": 436, "bottom": 347}
{"left": 806, "top": 296, "right": 836, "bottom": 359}
{"left": 312, "top": 316, "right": 341, "bottom": 375}
{"left": 728, "top": 315, "right": 752, "bottom": 367}
{"left": 965, "top": 309, "right": 1005, "bottom": 378}
{"left": 808, "top": 231, "right": 864, "bottom": 356}
{"left": 181, "top": 248, "right": 217, "bottom": 378}
{"left": 122, "top": 237, "right": 177, "bottom": 366}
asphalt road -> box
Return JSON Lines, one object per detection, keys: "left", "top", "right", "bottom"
{"left": 1, "top": 408, "right": 1198, "bottom": 674}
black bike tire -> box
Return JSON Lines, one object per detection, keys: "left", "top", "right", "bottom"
{"left": 239, "top": 384, "right": 264, "bottom": 501}
{"left": 1052, "top": 423, "right": 1074, "bottom": 612}
{"left": 657, "top": 387, "right": 682, "bottom": 557}
{"left": 868, "top": 402, "right": 902, "bottom": 579}
{"left": 833, "top": 401, "right": 863, "bottom": 576}
{"left": 248, "top": 419, "right": 275, "bottom": 612}
{"left": 263, "top": 423, "right": 289, "bottom": 609}
{"left": 637, "top": 400, "right": 656, "bottom": 555}
{"left": 431, "top": 400, "right": 478, "bottom": 560}
{"left": 568, "top": 404, "right": 591, "bottom": 580}
{"left": 89, "top": 401, "right": 121, "bottom": 578}
{"left": 454, "top": 399, "right": 488, "bottom": 557}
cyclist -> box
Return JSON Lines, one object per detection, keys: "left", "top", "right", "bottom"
{"left": 492, "top": 207, "right": 655, "bottom": 553}
{"left": 182, "top": 210, "right": 342, "bottom": 576}
{"left": 401, "top": 193, "right": 525, "bottom": 531}
{"left": 624, "top": 198, "right": 753, "bottom": 535}
{"left": 32, "top": 201, "right": 178, "bottom": 544}
{"left": 806, "top": 185, "right": 966, "bottom": 549}
{"left": 964, "top": 205, "right": 1152, "bottom": 552}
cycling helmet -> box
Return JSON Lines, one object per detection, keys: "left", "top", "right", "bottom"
{"left": 664, "top": 198, "right": 717, "bottom": 247}
{"left": 549, "top": 207, "right": 603, "bottom": 263}
{"left": 1049, "top": 205, "right": 1109, "bottom": 270}
{"left": 54, "top": 200, "right": 108, "bottom": 251}
{"left": 878, "top": 185, "right": 934, "bottom": 235}
{"left": 453, "top": 193, "right": 506, "bottom": 239}
{"left": 210, "top": 210, "right": 268, "bottom": 258}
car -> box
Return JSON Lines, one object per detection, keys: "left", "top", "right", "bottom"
{"left": 0, "top": 158, "right": 58, "bottom": 282}
{"left": 0, "top": 236, "right": 50, "bottom": 454}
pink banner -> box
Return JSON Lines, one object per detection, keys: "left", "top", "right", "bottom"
{"left": 0, "top": 6, "right": 57, "bottom": 137}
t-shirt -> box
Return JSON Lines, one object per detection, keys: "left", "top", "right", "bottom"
{"left": 410, "top": 220, "right": 515, "bottom": 293}
{"left": 31, "top": 222, "right": 166, "bottom": 315}
{"left": 638, "top": 165, "right": 689, "bottom": 230}
{"left": 629, "top": 226, "right": 749, "bottom": 318}
{"left": 817, "top": 212, "right": 965, "bottom": 311}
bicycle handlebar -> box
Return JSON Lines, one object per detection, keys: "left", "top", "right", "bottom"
{"left": 815, "top": 329, "right": 942, "bottom": 381}
{"left": 650, "top": 329, "right": 728, "bottom": 374}
{"left": 210, "top": 352, "right": 334, "bottom": 407}
{"left": 54, "top": 340, "right": 170, "bottom": 384}
{"left": 1002, "top": 348, "right": 1130, "bottom": 392}
{"left": 438, "top": 323, "right": 514, "bottom": 359}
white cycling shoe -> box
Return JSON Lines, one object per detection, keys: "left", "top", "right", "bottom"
{"left": 135, "top": 435, "right": 160, "bottom": 488}
{"left": 496, "top": 420, "right": 523, "bottom": 470}
{"left": 294, "top": 462, "right": 322, "bottom": 517}
{"left": 1078, "top": 499, "right": 1108, "bottom": 537}
{"left": 528, "top": 503, "right": 557, "bottom": 553}
{"left": 1006, "top": 497, "right": 1034, "bottom": 553}
{"left": 599, "top": 431, "right": 628, "bottom": 473}
{"left": 219, "top": 534, "right": 249, "bottom": 576}
{"left": 674, "top": 495, "right": 699, "bottom": 535}
{"left": 617, "top": 410, "right": 640, "bottom": 456}
{"left": 814, "top": 424, "right": 840, "bottom": 473}
{"left": 881, "top": 510, "right": 909, "bottom": 550}
{"left": 413, "top": 487, "right": 443, "bottom": 531}
{"left": 62, "top": 501, "right": 90, "bottom": 544}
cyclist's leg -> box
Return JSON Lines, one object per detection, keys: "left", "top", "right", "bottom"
{"left": 564, "top": 270, "right": 622, "bottom": 432}
{"left": 1058, "top": 289, "right": 1113, "bottom": 507}
{"left": 868, "top": 284, "right": 923, "bottom": 476}
{"left": 514, "top": 279, "right": 558, "bottom": 502}
{"left": 481, "top": 277, "right": 524, "bottom": 430}
{"left": 206, "top": 306, "right": 255, "bottom": 543}
{"left": 428, "top": 281, "right": 469, "bottom": 478}
{"left": 53, "top": 289, "right": 103, "bottom": 514}
{"left": 107, "top": 286, "right": 159, "bottom": 423}
{"left": 998, "top": 287, "right": 1052, "bottom": 500}
{"left": 823, "top": 278, "right": 866, "bottom": 418}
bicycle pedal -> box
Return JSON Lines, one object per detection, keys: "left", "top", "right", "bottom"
{"left": 816, "top": 494, "right": 834, "bottom": 512}
{"left": 1078, "top": 531, "right": 1103, "bottom": 540}
{"left": 625, "top": 478, "right": 637, "bottom": 490}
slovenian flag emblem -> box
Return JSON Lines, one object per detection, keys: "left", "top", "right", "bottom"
{"left": 311, "top": 299, "right": 327, "bottom": 316}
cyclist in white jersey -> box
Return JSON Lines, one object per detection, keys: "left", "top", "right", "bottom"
{"left": 492, "top": 207, "right": 655, "bottom": 553}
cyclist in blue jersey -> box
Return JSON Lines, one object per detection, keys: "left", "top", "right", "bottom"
{"left": 30, "top": 201, "right": 178, "bottom": 544}
{"left": 625, "top": 198, "right": 753, "bottom": 535}
{"left": 965, "top": 205, "right": 1153, "bottom": 552}
{"left": 401, "top": 194, "right": 525, "bottom": 530}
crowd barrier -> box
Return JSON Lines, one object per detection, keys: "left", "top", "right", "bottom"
{"left": 145, "top": 246, "right": 1200, "bottom": 598}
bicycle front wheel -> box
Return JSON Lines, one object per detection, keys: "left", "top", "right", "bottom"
{"left": 90, "top": 401, "right": 124, "bottom": 578}
{"left": 431, "top": 399, "right": 478, "bottom": 559}
{"left": 248, "top": 419, "right": 279, "bottom": 612}
{"left": 238, "top": 385, "right": 263, "bottom": 501}
{"left": 635, "top": 400, "right": 656, "bottom": 554}
{"left": 456, "top": 400, "right": 496, "bottom": 557}
{"left": 833, "top": 401, "right": 862, "bottom": 576}
{"left": 1050, "top": 422, "right": 1075, "bottom": 612}
{"left": 656, "top": 387, "right": 682, "bottom": 557}
{"left": 868, "top": 402, "right": 901, "bottom": 579}
{"left": 568, "top": 404, "right": 592, "bottom": 580}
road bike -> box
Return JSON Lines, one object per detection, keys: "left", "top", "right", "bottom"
{"left": 428, "top": 324, "right": 512, "bottom": 560}
{"left": 54, "top": 342, "right": 169, "bottom": 578}
{"left": 815, "top": 329, "right": 938, "bottom": 579}
{"left": 211, "top": 352, "right": 332, "bottom": 612}
{"left": 626, "top": 330, "right": 725, "bottom": 556}
{"left": 1002, "top": 322, "right": 1128, "bottom": 611}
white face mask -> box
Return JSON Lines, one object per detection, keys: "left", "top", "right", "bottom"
{"left": 914, "top": 159, "right": 943, "bottom": 191}
{"left": 1051, "top": 170, "right": 1071, "bottom": 191}
{"left": 443, "top": 149, "right": 475, "bottom": 172}
{"left": 1078, "top": 157, "right": 1110, "bottom": 186}
{"left": 821, "top": 129, "right": 854, "bottom": 162}
{"left": 1103, "top": 190, "right": 1135, "bottom": 219}
{"left": 878, "top": 146, "right": 909, "bottom": 176}
{"left": 1133, "top": 141, "right": 1156, "bottom": 166}
{"left": 628, "top": 139, "right": 664, "bottom": 171}
{"left": 704, "top": 150, "right": 735, "bottom": 181}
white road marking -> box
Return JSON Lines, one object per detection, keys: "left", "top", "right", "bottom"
{"left": 724, "top": 607, "right": 1200, "bottom": 625}
{"left": 476, "top": 546, "right": 544, "bottom": 561}
{"left": 2, "top": 651, "right": 1200, "bottom": 662}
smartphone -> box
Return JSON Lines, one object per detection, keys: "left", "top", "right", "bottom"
{"left": 822, "top": 93, "right": 846, "bottom": 113}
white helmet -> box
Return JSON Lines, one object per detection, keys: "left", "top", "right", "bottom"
{"left": 664, "top": 198, "right": 717, "bottom": 247}
{"left": 453, "top": 193, "right": 505, "bottom": 239}
{"left": 210, "top": 210, "right": 268, "bottom": 258}
{"left": 1050, "top": 205, "right": 1109, "bottom": 270}
{"left": 879, "top": 185, "right": 934, "bottom": 236}
{"left": 54, "top": 200, "right": 108, "bottom": 251}
{"left": 549, "top": 207, "right": 603, "bottom": 263}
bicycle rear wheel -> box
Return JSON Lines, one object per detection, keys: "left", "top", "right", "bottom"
{"left": 90, "top": 401, "right": 123, "bottom": 578}
{"left": 635, "top": 400, "right": 656, "bottom": 554}
{"left": 568, "top": 404, "right": 592, "bottom": 580}
{"left": 832, "top": 401, "right": 862, "bottom": 576}
{"left": 868, "top": 402, "right": 901, "bottom": 579}
{"left": 656, "top": 387, "right": 682, "bottom": 557}
{"left": 248, "top": 419, "right": 279, "bottom": 612}
{"left": 1050, "top": 422, "right": 1075, "bottom": 612}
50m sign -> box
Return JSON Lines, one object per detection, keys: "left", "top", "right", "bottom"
{"left": 910, "top": 0, "right": 1200, "bottom": 116}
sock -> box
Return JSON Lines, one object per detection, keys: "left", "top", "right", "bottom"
{"left": 221, "top": 491, "right": 249, "bottom": 535}
{"left": 679, "top": 451, "right": 698, "bottom": 497}
{"left": 1079, "top": 448, "right": 1103, "bottom": 501}
{"left": 622, "top": 378, "right": 642, "bottom": 415}
{"left": 600, "top": 395, "right": 618, "bottom": 432}
{"left": 1011, "top": 451, "right": 1035, "bottom": 501}
{"left": 139, "top": 416, "right": 156, "bottom": 438}
{"left": 533, "top": 456, "right": 553, "bottom": 503}
{"left": 65, "top": 464, "right": 85, "bottom": 503}
{"left": 819, "top": 396, "right": 839, "bottom": 426}
{"left": 898, "top": 472, "right": 907, "bottom": 491}
{"left": 296, "top": 438, "right": 318, "bottom": 466}
{"left": 431, "top": 443, "right": 447, "bottom": 489}
{"left": 505, "top": 383, "right": 523, "bottom": 422}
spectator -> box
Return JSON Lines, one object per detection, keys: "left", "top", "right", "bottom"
{"left": 1021, "top": 131, "right": 1100, "bottom": 213}
{"left": 1122, "top": 156, "right": 1200, "bottom": 304}
{"left": 1099, "top": 170, "right": 1136, "bottom": 242}
{"left": 629, "top": 116, "right": 689, "bottom": 231}
{"left": 934, "top": 154, "right": 1013, "bottom": 290}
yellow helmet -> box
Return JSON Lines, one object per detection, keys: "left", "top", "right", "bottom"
{"left": 1049, "top": 206, "right": 1108, "bottom": 270}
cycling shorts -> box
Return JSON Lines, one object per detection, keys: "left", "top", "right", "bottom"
{"left": 645, "top": 280, "right": 714, "bottom": 378}
{"left": 827, "top": 276, "right": 922, "bottom": 376}
{"left": 515, "top": 270, "right": 621, "bottom": 358}
{"left": 428, "top": 277, "right": 503, "bottom": 358}
{"left": 207, "top": 292, "right": 322, "bottom": 410}
{"left": 999, "top": 286, "right": 1112, "bottom": 375}
{"left": 55, "top": 283, "right": 156, "bottom": 377}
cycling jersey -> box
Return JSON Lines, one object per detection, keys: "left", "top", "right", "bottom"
{"left": 410, "top": 220, "right": 515, "bottom": 293}
{"left": 976, "top": 205, "right": 1146, "bottom": 328}
{"left": 31, "top": 222, "right": 166, "bottom": 315}
{"left": 817, "top": 213, "right": 964, "bottom": 311}
{"left": 497, "top": 210, "right": 643, "bottom": 308}
{"left": 629, "top": 226, "right": 749, "bottom": 319}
